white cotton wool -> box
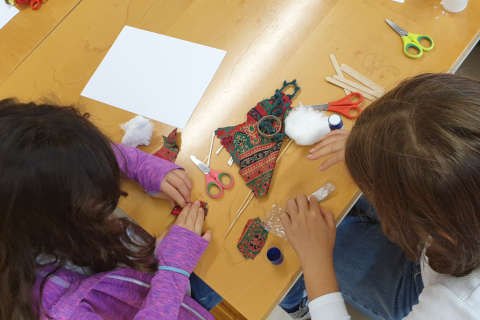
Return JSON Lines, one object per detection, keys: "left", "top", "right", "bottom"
{"left": 285, "top": 107, "right": 331, "bottom": 146}
{"left": 121, "top": 115, "right": 154, "bottom": 147}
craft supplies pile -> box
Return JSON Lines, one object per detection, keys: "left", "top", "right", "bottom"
{"left": 121, "top": 80, "right": 343, "bottom": 260}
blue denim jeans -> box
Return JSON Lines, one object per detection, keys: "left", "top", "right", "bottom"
{"left": 280, "top": 197, "right": 424, "bottom": 320}
{"left": 190, "top": 273, "right": 223, "bottom": 310}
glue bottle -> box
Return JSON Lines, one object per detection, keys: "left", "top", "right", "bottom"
{"left": 328, "top": 114, "right": 343, "bottom": 130}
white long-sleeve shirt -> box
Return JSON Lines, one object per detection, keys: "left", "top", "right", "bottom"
{"left": 309, "top": 260, "right": 480, "bottom": 319}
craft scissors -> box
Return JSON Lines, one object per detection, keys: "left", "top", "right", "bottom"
{"left": 306, "top": 92, "right": 364, "bottom": 119}
{"left": 385, "top": 19, "right": 435, "bottom": 59}
{"left": 190, "top": 155, "right": 234, "bottom": 199}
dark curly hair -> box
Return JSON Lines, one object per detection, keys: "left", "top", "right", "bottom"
{"left": 0, "top": 99, "right": 156, "bottom": 319}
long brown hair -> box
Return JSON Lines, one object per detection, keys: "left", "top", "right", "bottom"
{"left": 0, "top": 99, "right": 156, "bottom": 319}
{"left": 345, "top": 73, "right": 480, "bottom": 277}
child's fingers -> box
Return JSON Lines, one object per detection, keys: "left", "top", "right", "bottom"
{"left": 307, "top": 140, "right": 345, "bottom": 160}
{"left": 186, "top": 201, "right": 200, "bottom": 228}
{"left": 309, "top": 130, "right": 348, "bottom": 152}
{"left": 166, "top": 174, "right": 191, "bottom": 204}
{"left": 174, "top": 170, "right": 193, "bottom": 191}
{"left": 287, "top": 198, "right": 299, "bottom": 216}
{"left": 202, "top": 230, "right": 212, "bottom": 242}
{"left": 319, "top": 152, "right": 345, "bottom": 171}
{"left": 162, "top": 182, "right": 187, "bottom": 207}
{"left": 176, "top": 203, "right": 191, "bottom": 226}
{"left": 308, "top": 198, "right": 321, "bottom": 216}
{"left": 296, "top": 195, "right": 309, "bottom": 214}
{"left": 280, "top": 212, "right": 291, "bottom": 229}
{"left": 194, "top": 208, "right": 205, "bottom": 235}
{"left": 321, "top": 208, "right": 336, "bottom": 230}
{"left": 317, "top": 129, "right": 348, "bottom": 142}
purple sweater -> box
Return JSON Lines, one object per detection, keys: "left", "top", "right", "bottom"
{"left": 34, "top": 144, "right": 214, "bottom": 320}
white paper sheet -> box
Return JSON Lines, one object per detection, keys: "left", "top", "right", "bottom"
{"left": 0, "top": 2, "right": 19, "bottom": 29}
{"left": 81, "top": 26, "right": 226, "bottom": 128}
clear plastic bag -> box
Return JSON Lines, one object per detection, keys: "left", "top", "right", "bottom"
{"left": 264, "top": 182, "right": 336, "bottom": 238}
{"left": 310, "top": 182, "right": 336, "bottom": 202}
{"left": 264, "top": 204, "right": 287, "bottom": 238}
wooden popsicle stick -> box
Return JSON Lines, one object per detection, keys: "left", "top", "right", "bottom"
{"left": 332, "top": 75, "right": 382, "bottom": 98}
{"left": 215, "top": 145, "right": 224, "bottom": 155}
{"left": 325, "top": 76, "right": 375, "bottom": 100}
{"left": 329, "top": 54, "right": 350, "bottom": 95}
{"left": 223, "top": 138, "right": 293, "bottom": 238}
{"left": 224, "top": 191, "right": 254, "bottom": 238}
{"left": 206, "top": 132, "right": 215, "bottom": 166}
{"left": 340, "top": 64, "right": 385, "bottom": 95}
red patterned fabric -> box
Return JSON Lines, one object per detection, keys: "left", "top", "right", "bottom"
{"left": 170, "top": 202, "right": 209, "bottom": 217}
{"left": 154, "top": 129, "right": 179, "bottom": 162}
{"left": 237, "top": 218, "right": 269, "bottom": 259}
{"left": 215, "top": 80, "right": 300, "bottom": 197}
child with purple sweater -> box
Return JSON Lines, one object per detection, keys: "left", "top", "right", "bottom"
{"left": 0, "top": 99, "right": 218, "bottom": 320}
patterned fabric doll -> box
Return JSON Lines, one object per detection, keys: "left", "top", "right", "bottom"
{"left": 215, "top": 80, "right": 300, "bottom": 197}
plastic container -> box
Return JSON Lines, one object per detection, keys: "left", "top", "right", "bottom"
{"left": 328, "top": 114, "right": 344, "bottom": 130}
{"left": 267, "top": 247, "right": 284, "bottom": 265}
{"left": 441, "top": 0, "right": 468, "bottom": 13}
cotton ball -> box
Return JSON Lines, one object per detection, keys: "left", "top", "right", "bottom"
{"left": 121, "top": 115, "right": 153, "bottom": 147}
{"left": 285, "top": 107, "right": 330, "bottom": 145}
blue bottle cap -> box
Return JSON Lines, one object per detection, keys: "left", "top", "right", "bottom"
{"left": 267, "top": 247, "right": 283, "bottom": 265}
{"left": 328, "top": 114, "right": 343, "bottom": 130}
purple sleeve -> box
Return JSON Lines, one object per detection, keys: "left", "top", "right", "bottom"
{"left": 134, "top": 225, "right": 209, "bottom": 319}
{"left": 112, "top": 143, "right": 181, "bottom": 194}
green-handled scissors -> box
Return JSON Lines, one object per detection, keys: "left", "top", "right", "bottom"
{"left": 385, "top": 19, "right": 435, "bottom": 59}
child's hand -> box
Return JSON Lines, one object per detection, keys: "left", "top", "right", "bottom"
{"left": 280, "top": 195, "right": 336, "bottom": 269}
{"left": 158, "top": 170, "right": 193, "bottom": 207}
{"left": 175, "top": 201, "right": 211, "bottom": 242}
{"left": 307, "top": 129, "right": 349, "bottom": 171}
{"left": 280, "top": 195, "right": 339, "bottom": 299}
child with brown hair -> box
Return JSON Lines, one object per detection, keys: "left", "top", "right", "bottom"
{"left": 280, "top": 74, "right": 480, "bottom": 319}
{"left": 0, "top": 99, "right": 221, "bottom": 319}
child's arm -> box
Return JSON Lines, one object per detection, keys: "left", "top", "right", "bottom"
{"left": 134, "top": 202, "right": 210, "bottom": 319}
{"left": 74, "top": 204, "right": 211, "bottom": 320}
{"left": 135, "top": 225, "right": 209, "bottom": 319}
{"left": 112, "top": 143, "right": 192, "bottom": 206}
{"left": 281, "top": 195, "right": 351, "bottom": 320}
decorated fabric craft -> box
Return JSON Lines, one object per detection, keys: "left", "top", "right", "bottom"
{"left": 215, "top": 80, "right": 300, "bottom": 197}
{"left": 154, "top": 129, "right": 180, "bottom": 162}
{"left": 151, "top": 129, "right": 206, "bottom": 216}
{"left": 171, "top": 201, "right": 209, "bottom": 217}
{"left": 237, "top": 217, "right": 269, "bottom": 259}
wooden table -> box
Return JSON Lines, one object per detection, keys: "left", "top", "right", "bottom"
{"left": 0, "top": 1, "right": 478, "bottom": 318}
{"left": 0, "top": 0, "right": 81, "bottom": 85}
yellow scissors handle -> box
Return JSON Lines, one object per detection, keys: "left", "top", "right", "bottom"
{"left": 401, "top": 33, "right": 435, "bottom": 59}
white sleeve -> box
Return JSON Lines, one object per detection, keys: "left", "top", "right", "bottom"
{"left": 404, "top": 284, "right": 478, "bottom": 320}
{"left": 309, "top": 292, "right": 351, "bottom": 320}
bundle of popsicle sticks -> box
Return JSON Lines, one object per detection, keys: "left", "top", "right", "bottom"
{"left": 327, "top": 54, "right": 385, "bottom": 100}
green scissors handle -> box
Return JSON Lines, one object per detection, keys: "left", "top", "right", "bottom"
{"left": 401, "top": 33, "right": 435, "bottom": 59}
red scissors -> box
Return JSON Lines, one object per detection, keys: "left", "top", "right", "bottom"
{"left": 308, "top": 92, "right": 364, "bottom": 119}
